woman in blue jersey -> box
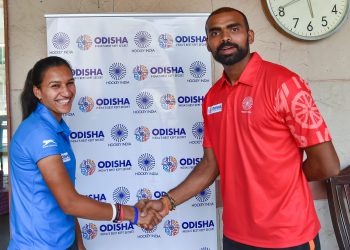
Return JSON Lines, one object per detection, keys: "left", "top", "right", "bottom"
{"left": 8, "top": 56, "right": 162, "bottom": 250}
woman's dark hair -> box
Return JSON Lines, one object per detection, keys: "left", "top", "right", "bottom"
{"left": 20, "top": 56, "right": 72, "bottom": 120}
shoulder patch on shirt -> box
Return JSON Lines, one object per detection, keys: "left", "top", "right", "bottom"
{"left": 208, "top": 103, "right": 222, "bottom": 115}
{"left": 61, "top": 152, "right": 71, "bottom": 163}
{"left": 42, "top": 139, "right": 57, "bottom": 148}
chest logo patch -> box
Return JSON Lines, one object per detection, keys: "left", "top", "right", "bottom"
{"left": 42, "top": 139, "right": 57, "bottom": 148}
{"left": 208, "top": 103, "right": 222, "bottom": 115}
{"left": 61, "top": 152, "right": 71, "bottom": 163}
{"left": 241, "top": 96, "right": 253, "bottom": 113}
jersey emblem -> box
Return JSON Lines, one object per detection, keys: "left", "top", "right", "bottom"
{"left": 42, "top": 139, "right": 57, "bottom": 148}
{"left": 61, "top": 152, "right": 71, "bottom": 163}
{"left": 241, "top": 96, "right": 253, "bottom": 113}
{"left": 208, "top": 103, "right": 222, "bottom": 115}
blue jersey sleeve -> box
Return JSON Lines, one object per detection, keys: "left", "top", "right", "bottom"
{"left": 25, "top": 127, "right": 61, "bottom": 163}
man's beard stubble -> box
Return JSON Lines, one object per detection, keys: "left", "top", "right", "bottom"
{"left": 212, "top": 40, "right": 249, "bottom": 66}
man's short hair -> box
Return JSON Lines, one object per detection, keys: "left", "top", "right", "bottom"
{"left": 205, "top": 7, "right": 250, "bottom": 34}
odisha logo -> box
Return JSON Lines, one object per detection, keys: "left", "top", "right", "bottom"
{"left": 111, "top": 124, "right": 128, "bottom": 142}
{"left": 113, "top": 186, "right": 130, "bottom": 204}
{"left": 133, "top": 65, "right": 148, "bottom": 81}
{"left": 76, "top": 34, "right": 93, "bottom": 50}
{"left": 160, "top": 94, "right": 176, "bottom": 110}
{"left": 136, "top": 92, "right": 154, "bottom": 109}
{"left": 138, "top": 153, "right": 155, "bottom": 171}
{"left": 158, "top": 33, "right": 173, "bottom": 48}
{"left": 190, "top": 61, "right": 206, "bottom": 78}
{"left": 195, "top": 187, "right": 211, "bottom": 202}
{"left": 134, "top": 31, "right": 152, "bottom": 48}
{"left": 52, "top": 32, "right": 70, "bottom": 50}
{"left": 109, "top": 62, "right": 126, "bottom": 80}
{"left": 134, "top": 126, "right": 150, "bottom": 142}
{"left": 192, "top": 122, "right": 204, "bottom": 140}
{"left": 164, "top": 219, "right": 180, "bottom": 236}
{"left": 162, "top": 156, "right": 177, "bottom": 172}
{"left": 82, "top": 223, "right": 98, "bottom": 240}
{"left": 136, "top": 188, "right": 152, "bottom": 201}
{"left": 141, "top": 225, "right": 157, "bottom": 234}
{"left": 78, "top": 96, "right": 94, "bottom": 112}
{"left": 80, "top": 159, "right": 96, "bottom": 176}
{"left": 242, "top": 96, "right": 253, "bottom": 111}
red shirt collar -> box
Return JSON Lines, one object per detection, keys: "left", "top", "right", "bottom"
{"left": 220, "top": 52, "right": 263, "bottom": 87}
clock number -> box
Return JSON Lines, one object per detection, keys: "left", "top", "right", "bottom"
{"left": 322, "top": 16, "right": 328, "bottom": 27}
{"left": 307, "top": 21, "right": 313, "bottom": 31}
{"left": 293, "top": 18, "right": 299, "bottom": 28}
{"left": 278, "top": 6, "right": 285, "bottom": 17}
{"left": 332, "top": 5, "right": 338, "bottom": 14}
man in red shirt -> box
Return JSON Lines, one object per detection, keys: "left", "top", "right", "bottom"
{"left": 141, "top": 7, "right": 340, "bottom": 249}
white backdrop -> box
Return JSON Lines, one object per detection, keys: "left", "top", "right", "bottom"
{"left": 46, "top": 13, "right": 217, "bottom": 250}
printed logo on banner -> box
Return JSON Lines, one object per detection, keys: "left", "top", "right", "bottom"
{"left": 192, "top": 187, "right": 214, "bottom": 208}
{"left": 177, "top": 95, "right": 204, "bottom": 108}
{"left": 179, "top": 156, "right": 202, "bottom": 170}
{"left": 136, "top": 188, "right": 152, "bottom": 201}
{"left": 113, "top": 187, "right": 130, "bottom": 204}
{"left": 134, "top": 31, "right": 152, "bottom": 48}
{"left": 187, "top": 61, "right": 210, "bottom": 83}
{"left": 151, "top": 127, "right": 186, "bottom": 140}
{"left": 82, "top": 223, "right": 98, "bottom": 240}
{"left": 189, "top": 122, "right": 204, "bottom": 145}
{"left": 134, "top": 126, "right": 151, "bottom": 142}
{"left": 164, "top": 219, "right": 180, "bottom": 236}
{"left": 182, "top": 219, "right": 215, "bottom": 233}
{"left": 109, "top": 124, "right": 132, "bottom": 147}
{"left": 160, "top": 94, "right": 176, "bottom": 110}
{"left": 80, "top": 159, "right": 96, "bottom": 176}
{"left": 73, "top": 68, "right": 103, "bottom": 80}
{"left": 175, "top": 34, "right": 206, "bottom": 47}
{"left": 106, "top": 62, "right": 130, "bottom": 85}
{"left": 149, "top": 66, "right": 184, "bottom": 78}
{"left": 94, "top": 36, "right": 128, "bottom": 48}
{"left": 86, "top": 193, "right": 107, "bottom": 201}
{"left": 49, "top": 32, "right": 73, "bottom": 55}
{"left": 52, "top": 32, "right": 70, "bottom": 50}
{"left": 134, "top": 92, "right": 157, "bottom": 115}
{"left": 76, "top": 35, "right": 93, "bottom": 50}
{"left": 162, "top": 156, "right": 178, "bottom": 173}
{"left": 132, "top": 31, "right": 155, "bottom": 53}
{"left": 97, "top": 158, "right": 132, "bottom": 173}
{"left": 70, "top": 130, "right": 105, "bottom": 143}
{"left": 78, "top": 96, "right": 94, "bottom": 112}
{"left": 200, "top": 247, "right": 211, "bottom": 250}
{"left": 99, "top": 222, "right": 135, "bottom": 236}
{"left": 158, "top": 33, "right": 174, "bottom": 48}
{"left": 135, "top": 153, "right": 158, "bottom": 176}
{"left": 137, "top": 225, "right": 161, "bottom": 239}
{"left": 95, "top": 97, "right": 131, "bottom": 110}
{"left": 133, "top": 65, "right": 148, "bottom": 81}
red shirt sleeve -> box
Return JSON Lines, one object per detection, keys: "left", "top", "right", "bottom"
{"left": 275, "top": 75, "right": 331, "bottom": 148}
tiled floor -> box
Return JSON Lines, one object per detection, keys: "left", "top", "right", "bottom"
{"left": 0, "top": 213, "right": 9, "bottom": 249}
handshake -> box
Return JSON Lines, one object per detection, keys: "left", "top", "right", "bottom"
{"left": 133, "top": 193, "right": 176, "bottom": 230}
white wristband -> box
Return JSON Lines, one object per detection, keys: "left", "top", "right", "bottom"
{"left": 110, "top": 203, "right": 116, "bottom": 222}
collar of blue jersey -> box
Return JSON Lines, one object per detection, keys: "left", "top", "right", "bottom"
{"left": 34, "top": 103, "right": 71, "bottom": 138}
{"left": 221, "top": 52, "right": 263, "bottom": 87}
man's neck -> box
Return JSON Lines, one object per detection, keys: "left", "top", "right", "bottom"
{"left": 223, "top": 53, "right": 252, "bottom": 85}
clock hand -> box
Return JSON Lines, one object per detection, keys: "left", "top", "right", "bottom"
{"left": 306, "top": 0, "right": 314, "bottom": 18}
{"left": 281, "top": 0, "right": 302, "bottom": 8}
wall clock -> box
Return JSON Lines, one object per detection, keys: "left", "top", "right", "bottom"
{"left": 262, "top": 0, "right": 350, "bottom": 41}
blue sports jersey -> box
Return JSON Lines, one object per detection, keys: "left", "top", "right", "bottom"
{"left": 8, "top": 103, "right": 76, "bottom": 250}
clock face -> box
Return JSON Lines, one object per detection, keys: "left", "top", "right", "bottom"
{"left": 264, "top": 0, "right": 350, "bottom": 40}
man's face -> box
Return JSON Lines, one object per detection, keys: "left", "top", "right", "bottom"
{"left": 206, "top": 11, "right": 253, "bottom": 66}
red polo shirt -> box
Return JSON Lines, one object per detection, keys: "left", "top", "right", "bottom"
{"left": 203, "top": 53, "right": 330, "bottom": 248}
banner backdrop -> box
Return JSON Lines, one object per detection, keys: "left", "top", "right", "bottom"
{"left": 46, "top": 13, "right": 216, "bottom": 250}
